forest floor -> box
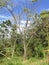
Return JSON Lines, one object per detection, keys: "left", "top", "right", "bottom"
{"left": 0, "top": 56, "right": 49, "bottom": 65}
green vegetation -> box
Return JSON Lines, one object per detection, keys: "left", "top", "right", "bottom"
{"left": 0, "top": 11, "right": 49, "bottom": 65}
{"left": 0, "top": 0, "right": 49, "bottom": 65}
{"left": 0, "top": 56, "right": 48, "bottom": 65}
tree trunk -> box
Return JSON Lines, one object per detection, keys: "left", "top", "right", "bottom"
{"left": 23, "top": 42, "right": 27, "bottom": 60}
{"left": 12, "top": 42, "right": 15, "bottom": 57}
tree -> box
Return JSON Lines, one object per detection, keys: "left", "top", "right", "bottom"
{"left": 40, "top": 10, "right": 49, "bottom": 57}
{"left": 0, "top": 20, "right": 12, "bottom": 58}
{"left": 22, "top": 0, "right": 39, "bottom": 59}
{"left": 0, "top": 0, "right": 40, "bottom": 59}
{"left": 40, "top": 11, "right": 49, "bottom": 47}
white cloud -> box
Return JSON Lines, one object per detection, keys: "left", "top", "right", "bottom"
{"left": 0, "top": 15, "right": 31, "bottom": 26}
{"left": 0, "top": 15, "right": 9, "bottom": 19}
{"left": 40, "top": 8, "right": 49, "bottom": 13}
{"left": 46, "top": 8, "right": 49, "bottom": 11}
{"left": 0, "top": 15, "right": 14, "bottom": 23}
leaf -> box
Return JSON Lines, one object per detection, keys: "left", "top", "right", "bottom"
{"left": 23, "top": 8, "right": 30, "bottom": 13}
{"left": 32, "top": 0, "right": 38, "bottom": 2}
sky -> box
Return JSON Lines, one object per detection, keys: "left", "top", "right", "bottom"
{"left": 0, "top": 0, "right": 49, "bottom": 23}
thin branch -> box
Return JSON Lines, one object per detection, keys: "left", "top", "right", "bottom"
{"left": 26, "top": 35, "right": 33, "bottom": 48}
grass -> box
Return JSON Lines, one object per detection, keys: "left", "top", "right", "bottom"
{"left": 0, "top": 56, "right": 49, "bottom": 65}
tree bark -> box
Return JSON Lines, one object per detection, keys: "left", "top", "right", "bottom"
{"left": 11, "top": 43, "right": 15, "bottom": 57}
{"left": 23, "top": 42, "right": 27, "bottom": 60}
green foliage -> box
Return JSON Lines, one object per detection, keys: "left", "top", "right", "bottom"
{"left": 0, "top": 0, "right": 49, "bottom": 64}
{"left": 32, "top": 0, "right": 38, "bottom": 2}
{"left": 0, "top": 10, "right": 49, "bottom": 59}
{"left": 0, "top": 57, "right": 48, "bottom": 65}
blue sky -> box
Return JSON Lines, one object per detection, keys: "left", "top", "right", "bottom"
{"left": 0, "top": 0, "right": 49, "bottom": 23}
{"left": 37, "top": 0, "right": 49, "bottom": 13}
